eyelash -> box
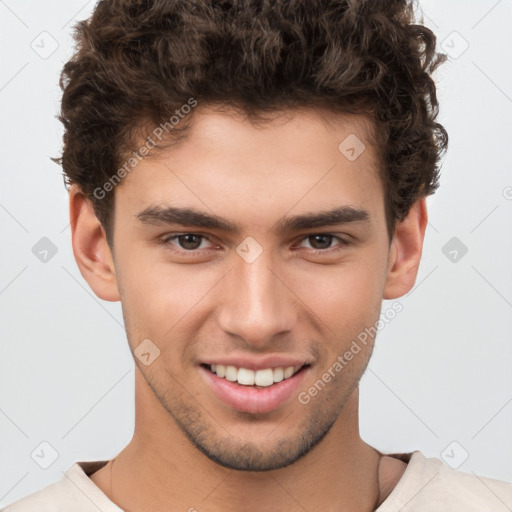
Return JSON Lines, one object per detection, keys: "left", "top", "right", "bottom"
{"left": 157, "top": 233, "right": 351, "bottom": 255}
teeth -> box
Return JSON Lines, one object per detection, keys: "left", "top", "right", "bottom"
{"left": 237, "top": 367, "right": 255, "bottom": 385}
{"left": 273, "top": 367, "right": 284, "bottom": 382}
{"left": 254, "top": 368, "right": 273, "bottom": 386}
{"left": 209, "top": 364, "right": 303, "bottom": 386}
{"left": 283, "top": 366, "right": 295, "bottom": 379}
{"left": 225, "top": 365, "right": 238, "bottom": 382}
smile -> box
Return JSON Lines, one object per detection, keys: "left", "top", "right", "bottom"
{"left": 208, "top": 364, "right": 303, "bottom": 387}
{"left": 200, "top": 363, "right": 310, "bottom": 414}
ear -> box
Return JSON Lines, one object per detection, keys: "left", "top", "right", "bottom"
{"left": 69, "top": 185, "right": 120, "bottom": 302}
{"left": 383, "top": 198, "right": 428, "bottom": 299}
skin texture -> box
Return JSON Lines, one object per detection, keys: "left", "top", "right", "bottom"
{"left": 70, "top": 106, "right": 425, "bottom": 511}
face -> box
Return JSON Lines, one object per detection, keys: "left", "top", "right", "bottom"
{"left": 109, "top": 106, "right": 392, "bottom": 471}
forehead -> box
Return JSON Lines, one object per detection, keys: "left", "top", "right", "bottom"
{"left": 173, "top": 105, "right": 380, "bottom": 178}
{"left": 115, "top": 106, "right": 384, "bottom": 227}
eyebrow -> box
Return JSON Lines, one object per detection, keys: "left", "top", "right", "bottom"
{"left": 135, "top": 204, "right": 370, "bottom": 235}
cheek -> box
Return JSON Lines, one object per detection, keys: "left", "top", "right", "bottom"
{"left": 292, "top": 257, "right": 386, "bottom": 338}
{"left": 116, "top": 254, "right": 219, "bottom": 343}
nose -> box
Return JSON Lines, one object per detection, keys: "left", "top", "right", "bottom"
{"left": 216, "top": 248, "right": 296, "bottom": 348}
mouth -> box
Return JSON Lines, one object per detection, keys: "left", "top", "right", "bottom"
{"left": 201, "top": 363, "right": 308, "bottom": 388}
{"left": 199, "top": 363, "right": 311, "bottom": 414}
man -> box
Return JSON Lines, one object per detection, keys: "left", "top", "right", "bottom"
{"left": 4, "top": 0, "right": 511, "bottom": 511}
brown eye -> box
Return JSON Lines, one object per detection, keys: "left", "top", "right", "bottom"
{"left": 159, "top": 233, "right": 212, "bottom": 252}
{"left": 296, "top": 234, "right": 350, "bottom": 253}
{"left": 175, "top": 234, "right": 203, "bottom": 250}
{"left": 307, "top": 234, "right": 335, "bottom": 250}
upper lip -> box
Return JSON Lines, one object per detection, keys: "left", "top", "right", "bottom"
{"left": 201, "top": 355, "right": 311, "bottom": 371}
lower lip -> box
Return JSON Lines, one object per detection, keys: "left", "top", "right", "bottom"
{"left": 200, "top": 365, "right": 310, "bottom": 414}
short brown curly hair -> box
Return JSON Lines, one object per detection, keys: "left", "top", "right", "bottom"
{"left": 53, "top": 0, "right": 448, "bottom": 249}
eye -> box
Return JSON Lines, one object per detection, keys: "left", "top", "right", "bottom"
{"left": 157, "top": 232, "right": 351, "bottom": 255}
{"left": 159, "top": 233, "right": 215, "bottom": 252}
{"left": 296, "top": 234, "right": 349, "bottom": 253}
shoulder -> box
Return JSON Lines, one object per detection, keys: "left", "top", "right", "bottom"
{"left": 378, "top": 451, "right": 512, "bottom": 511}
{"left": 1, "top": 461, "right": 120, "bottom": 512}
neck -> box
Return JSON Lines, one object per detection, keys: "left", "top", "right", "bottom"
{"left": 104, "top": 368, "right": 382, "bottom": 512}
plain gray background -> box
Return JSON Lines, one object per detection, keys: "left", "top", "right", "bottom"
{"left": 1, "top": 0, "right": 511, "bottom": 506}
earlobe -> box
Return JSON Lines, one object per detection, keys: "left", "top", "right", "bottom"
{"left": 383, "top": 198, "right": 428, "bottom": 300}
{"left": 69, "top": 185, "right": 120, "bottom": 302}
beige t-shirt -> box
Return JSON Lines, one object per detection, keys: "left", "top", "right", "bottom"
{"left": 2, "top": 451, "right": 511, "bottom": 511}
